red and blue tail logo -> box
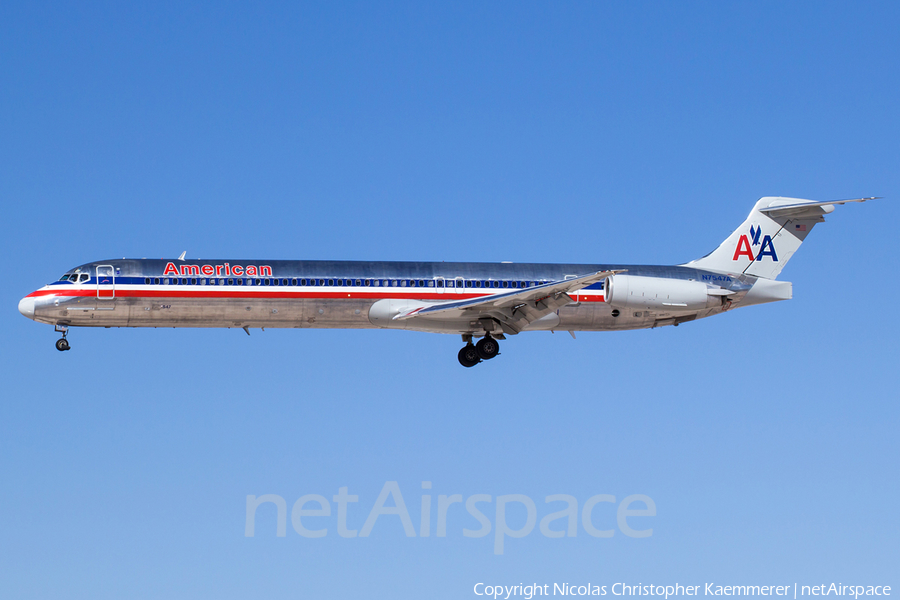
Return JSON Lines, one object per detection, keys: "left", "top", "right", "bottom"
{"left": 733, "top": 224, "right": 778, "bottom": 262}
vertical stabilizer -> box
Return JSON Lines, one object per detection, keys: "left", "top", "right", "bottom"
{"left": 684, "top": 196, "right": 874, "bottom": 279}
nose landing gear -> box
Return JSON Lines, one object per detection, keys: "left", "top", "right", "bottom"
{"left": 55, "top": 324, "right": 70, "bottom": 352}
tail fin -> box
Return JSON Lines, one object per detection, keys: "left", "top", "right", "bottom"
{"left": 684, "top": 196, "right": 876, "bottom": 279}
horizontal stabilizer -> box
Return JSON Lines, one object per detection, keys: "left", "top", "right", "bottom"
{"left": 759, "top": 197, "right": 879, "bottom": 218}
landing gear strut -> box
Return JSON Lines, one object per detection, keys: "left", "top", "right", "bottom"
{"left": 55, "top": 324, "right": 70, "bottom": 352}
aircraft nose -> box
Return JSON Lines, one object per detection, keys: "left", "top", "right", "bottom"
{"left": 18, "top": 296, "right": 36, "bottom": 320}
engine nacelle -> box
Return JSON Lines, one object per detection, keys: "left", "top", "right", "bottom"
{"left": 604, "top": 274, "right": 721, "bottom": 312}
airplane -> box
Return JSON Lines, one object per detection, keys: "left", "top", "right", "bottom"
{"left": 18, "top": 196, "right": 876, "bottom": 367}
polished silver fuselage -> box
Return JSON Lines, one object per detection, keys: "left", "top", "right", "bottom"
{"left": 23, "top": 258, "right": 762, "bottom": 336}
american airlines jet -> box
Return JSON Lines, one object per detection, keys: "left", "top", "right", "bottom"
{"left": 19, "top": 197, "right": 874, "bottom": 367}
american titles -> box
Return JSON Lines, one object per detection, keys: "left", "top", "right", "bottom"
{"left": 163, "top": 262, "right": 273, "bottom": 277}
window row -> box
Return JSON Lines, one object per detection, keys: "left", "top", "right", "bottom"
{"left": 142, "top": 277, "right": 549, "bottom": 289}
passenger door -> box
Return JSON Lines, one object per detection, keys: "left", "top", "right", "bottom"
{"left": 96, "top": 265, "right": 115, "bottom": 300}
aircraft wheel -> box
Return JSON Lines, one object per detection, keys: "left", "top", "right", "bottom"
{"left": 475, "top": 336, "right": 500, "bottom": 360}
{"left": 56, "top": 338, "right": 70, "bottom": 352}
{"left": 458, "top": 345, "right": 480, "bottom": 368}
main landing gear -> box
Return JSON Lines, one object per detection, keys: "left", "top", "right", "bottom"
{"left": 457, "top": 335, "right": 500, "bottom": 368}
{"left": 55, "top": 324, "right": 70, "bottom": 352}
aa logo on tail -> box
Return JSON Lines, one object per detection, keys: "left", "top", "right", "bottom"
{"left": 733, "top": 224, "right": 778, "bottom": 262}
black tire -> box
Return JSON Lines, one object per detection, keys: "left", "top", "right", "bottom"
{"left": 458, "top": 345, "right": 480, "bottom": 368}
{"left": 475, "top": 337, "right": 500, "bottom": 360}
{"left": 55, "top": 338, "right": 70, "bottom": 352}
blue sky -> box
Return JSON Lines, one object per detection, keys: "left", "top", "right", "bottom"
{"left": 2, "top": 2, "right": 898, "bottom": 598}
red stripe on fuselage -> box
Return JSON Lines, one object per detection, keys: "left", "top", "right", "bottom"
{"left": 26, "top": 288, "right": 606, "bottom": 302}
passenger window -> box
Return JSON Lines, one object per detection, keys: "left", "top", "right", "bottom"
{"left": 428, "top": 280, "right": 434, "bottom": 287}
{"left": 145, "top": 278, "right": 151, "bottom": 284}
{"left": 191, "top": 278, "right": 197, "bottom": 285}
{"left": 154, "top": 278, "right": 160, "bottom": 285}
{"left": 228, "top": 278, "right": 234, "bottom": 285}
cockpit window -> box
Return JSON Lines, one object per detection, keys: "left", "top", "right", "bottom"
{"left": 79, "top": 274, "right": 89, "bottom": 282}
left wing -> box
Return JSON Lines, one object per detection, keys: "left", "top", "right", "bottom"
{"left": 394, "top": 270, "right": 622, "bottom": 334}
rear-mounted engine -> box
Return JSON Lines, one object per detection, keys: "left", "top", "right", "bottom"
{"left": 604, "top": 274, "right": 724, "bottom": 312}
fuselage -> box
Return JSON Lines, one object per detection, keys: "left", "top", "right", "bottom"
{"left": 19, "top": 258, "right": 777, "bottom": 336}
